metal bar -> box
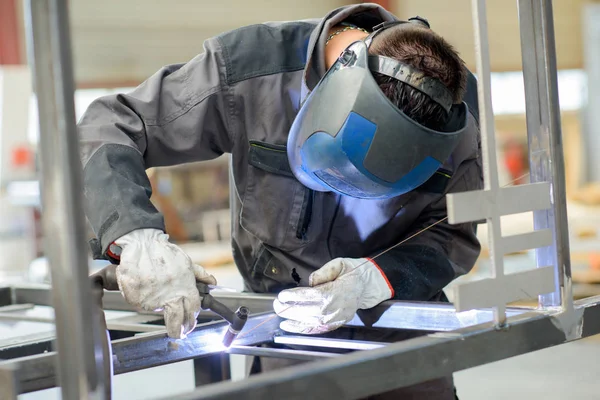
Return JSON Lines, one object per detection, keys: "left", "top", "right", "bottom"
{"left": 582, "top": 4, "right": 600, "bottom": 184}
{"left": 104, "top": 322, "right": 165, "bottom": 333}
{"left": 23, "top": 1, "right": 108, "bottom": 398}
{"left": 164, "top": 297, "right": 600, "bottom": 400}
{"left": 11, "top": 284, "right": 276, "bottom": 315}
{"left": 0, "top": 331, "right": 55, "bottom": 351}
{"left": 11, "top": 285, "right": 532, "bottom": 332}
{"left": 0, "top": 364, "right": 19, "bottom": 400}
{"left": 471, "top": 0, "right": 507, "bottom": 325}
{"left": 0, "top": 312, "right": 53, "bottom": 323}
{"left": 274, "top": 336, "right": 386, "bottom": 351}
{"left": 345, "top": 300, "right": 530, "bottom": 331}
{"left": 4, "top": 312, "right": 281, "bottom": 394}
{"left": 0, "top": 304, "right": 35, "bottom": 312}
{"left": 0, "top": 300, "right": 532, "bottom": 358}
{"left": 227, "top": 346, "right": 339, "bottom": 361}
{"left": 518, "top": 0, "right": 572, "bottom": 309}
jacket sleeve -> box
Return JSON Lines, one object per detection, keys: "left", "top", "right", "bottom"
{"left": 372, "top": 155, "right": 484, "bottom": 301}
{"left": 78, "top": 36, "right": 233, "bottom": 259}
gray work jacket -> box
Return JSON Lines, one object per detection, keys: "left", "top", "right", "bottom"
{"left": 79, "top": 3, "right": 483, "bottom": 300}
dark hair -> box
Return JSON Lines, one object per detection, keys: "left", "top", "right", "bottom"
{"left": 369, "top": 24, "right": 467, "bottom": 131}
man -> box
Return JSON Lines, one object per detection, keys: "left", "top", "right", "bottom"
{"left": 79, "top": 3, "right": 481, "bottom": 398}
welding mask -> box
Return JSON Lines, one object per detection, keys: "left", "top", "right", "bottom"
{"left": 287, "top": 20, "right": 469, "bottom": 199}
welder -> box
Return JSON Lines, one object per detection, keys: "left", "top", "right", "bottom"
{"left": 77, "top": 3, "right": 482, "bottom": 399}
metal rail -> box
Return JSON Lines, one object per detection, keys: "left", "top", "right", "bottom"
{"left": 23, "top": 0, "right": 108, "bottom": 398}
{"left": 1, "top": 312, "right": 281, "bottom": 394}
{"left": 518, "top": 0, "right": 573, "bottom": 309}
{"left": 10, "top": 284, "right": 277, "bottom": 314}
{"left": 162, "top": 296, "right": 599, "bottom": 400}
{"left": 0, "top": 296, "right": 536, "bottom": 395}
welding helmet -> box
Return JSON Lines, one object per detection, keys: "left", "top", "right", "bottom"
{"left": 287, "top": 19, "right": 469, "bottom": 199}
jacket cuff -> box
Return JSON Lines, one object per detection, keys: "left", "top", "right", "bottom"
{"left": 365, "top": 257, "right": 395, "bottom": 298}
{"left": 89, "top": 219, "right": 165, "bottom": 262}
{"left": 369, "top": 244, "right": 455, "bottom": 301}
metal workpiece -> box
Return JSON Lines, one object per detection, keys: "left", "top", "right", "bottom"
{"left": 90, "top": 272, "right": 116, "bottom": 399}
{"left": 88, "top": 265, "right": 252, "bottom": 348}
{"left": 518, "top": 0, "right": 572, "bottom": 309}
{"left": 0, "top": 364, "right": 19, "bottom": 400}
{"left": 12, "top": 283, "right": 276, "bottom": 316}
{"left": 345, "top": 300, "right": 529, "bottom": 331}
{"left": 23, "top": 0, "right": 108, "bottom": 398}
{"left": 273, "top": 336, "right": 386, "bottom": 351}
{"left": 111, "top": 312, "right": 277, "bottom": 374}
{"left": 4, "top": 311, "right": 282, "bottom": 394}
{"left": 164, "top": 297, "right": 600, "bottom": 400}
{"left": 227, "top": 345, "right": 340, "bottom": 361}
{"left": 5, "top": 284, "right": 531, "bottom": 333}
{"left": 469, "top": 0, "right": 509, "bottom": 326}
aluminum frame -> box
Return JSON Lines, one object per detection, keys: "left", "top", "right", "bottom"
{"left": 23, "top": 0, "right": 108, "bottom": 398}
{"left": 3, "top": 0, "right": 597, "bottom": 399}
{"left": 162, "top": 296, "right": 599, "bottom": 400}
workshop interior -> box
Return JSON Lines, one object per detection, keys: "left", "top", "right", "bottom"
{"left": 1, "top": 0, "right": 600, "bottom": 399}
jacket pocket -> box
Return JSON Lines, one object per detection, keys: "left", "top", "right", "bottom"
{"left": 240, "top": 140, "right": 320, "bottom": 251}
{"left": 249, "top": 245, "right": 298, "bottom": 293}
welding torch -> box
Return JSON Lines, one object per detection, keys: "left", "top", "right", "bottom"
{"left": 196, "top": 282, "right": 249, "bottom": 347}
{"left": 91, "top": 264, "right": 250, "bottom": 347}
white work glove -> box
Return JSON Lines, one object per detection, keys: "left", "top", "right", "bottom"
{"left": 273, "top": 257, "right": 393, "bottom": 334}
{"left": 113, "top": 228, "right": 217, "bottom": 339}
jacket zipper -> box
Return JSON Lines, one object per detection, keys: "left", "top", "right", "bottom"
{"left": 296, "top": 188, "right": 314, "bottom": 240}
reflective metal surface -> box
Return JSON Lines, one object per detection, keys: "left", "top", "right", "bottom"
{"left": 23, "top": 0, "right": 108, "bottom": 397}
{"left": 227, "top": 345, "right": 339, "bottom": 361}
{"left": 346, "top": 301, "right": 529, "bottom": 331}
{"left": 11, "top": 284, "right": 276, "bottom": 315}
{"left": 274, "top": 336, "right": 386, "bottom": 351}
{"left": 9, "top": 285, "right": 531, "bottom": 332}
{"left": 2, "top": 311, "right": 281, "bottom": 394}
{"left": 518, "top": 0, "right": 572, "bottom": 309}
{"left": 163, "top": 297, "right": 600, "bottom": 400}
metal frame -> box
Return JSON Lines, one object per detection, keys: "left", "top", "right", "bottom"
{"left": 1, "top": 0, "right": 598, "bottom": 399}
{"left": 23, "top": 0, "right": 108, "bottom": 398}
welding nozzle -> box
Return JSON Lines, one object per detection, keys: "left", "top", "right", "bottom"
{"left": 222, "top": 306, "right": 249, "bottom": 347}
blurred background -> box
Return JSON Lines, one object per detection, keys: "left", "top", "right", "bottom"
{"left": 3, "top": 0, "right": 599, "bottom": 293}
{"left": 1, "top": 1, "right": 600, "bottom": 398}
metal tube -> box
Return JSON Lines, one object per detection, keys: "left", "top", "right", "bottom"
{"left": 9, "top": 285, "right": 532, "bottom": 331}
{"left": 0, "top": 364, "right": 19, "bottom": 400}
{"left": 517, "top": 0, "right": 573, "bottom": 309}
{"left": 160, "top": 296, "right": 597, "bottom": 400}
{"left": 273, "top": 336, "right": 386, "bottom": 351}
{"left": 471, "top": 0, "right": 507, "bottom": 325}
{"left": 227, "top": 346, "right": 340, "bottom": 361}
{"left": 22, "top": 0, "right": 108, "bottom": 399}
{"left": 7, "top": 312, "right": 281, "bottom": 394}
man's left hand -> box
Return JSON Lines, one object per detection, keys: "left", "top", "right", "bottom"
{"left": 273, "top": 257, "right": 394, "bottom": 334}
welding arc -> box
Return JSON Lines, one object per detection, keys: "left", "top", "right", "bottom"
{"left": 235, "top": 173, "right": 531, "bottom": 340}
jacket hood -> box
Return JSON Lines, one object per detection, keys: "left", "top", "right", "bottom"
{"left": 301, "top": 3, "right": 397, "bottom": 101}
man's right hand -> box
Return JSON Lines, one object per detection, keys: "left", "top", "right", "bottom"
{"left": 113, "top": 228, "right": 217, "bottom": 339}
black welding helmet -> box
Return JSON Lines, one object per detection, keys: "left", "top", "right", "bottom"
{"left": 287, "top": 19, "right": 469, "bottom": 199}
